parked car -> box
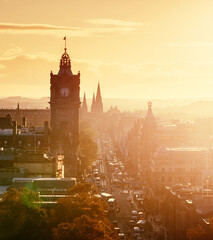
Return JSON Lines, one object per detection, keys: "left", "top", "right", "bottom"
{"left": 131, "top": 210, "right": 138, "bottom": 220}
{"left": 133, "top": 227, "right": 140, "bottom": 238}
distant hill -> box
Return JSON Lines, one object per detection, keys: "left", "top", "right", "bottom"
{"left": 1, "top": 97, "right": 213, "bottom": 120}
{"left": 0, "top": 97, "right": 50, "bottom": 109}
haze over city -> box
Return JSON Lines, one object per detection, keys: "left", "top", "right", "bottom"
{"left": 1, "top": 1, "right": 213, "bottom": 240}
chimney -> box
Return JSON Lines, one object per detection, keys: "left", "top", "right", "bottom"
{"left": 44, "top": 121, "right": 49, "bottom": 147}
{"left": 12, "top": 121, "right": 17, "bottom": 148}
{"left": 22, "top": 117, "right": 27, "bottom": 127}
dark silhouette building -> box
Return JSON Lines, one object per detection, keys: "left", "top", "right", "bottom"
{"left": 80, "top": 92, "right": 88, "bottom": 118}
{"left": 0, "top": 104, "right": 50, "bottom": 126}
{"left": 95, "top": 82, "right": 103, "bottom": 114}
{"left": 49, "top": 45, "right": 80, "bottom": 178}
{"left": 90, "top": 83, "right": 103, "bottom": 114}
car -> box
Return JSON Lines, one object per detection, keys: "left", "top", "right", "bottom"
{"left": 129, "top": 219, "right": 135, "bottom": 227}
{"left": 114, "top": 227, "right": 120, "bottom": 234}
{"left": 118, "top": 233, "right": 125, "bottom": 239}
{"left": 138, "top": 211, "right": 146, "bottom": 219}
{"left": 136, "top": 219, "right": 146, "bottom": 232}
{"left": 133, "top": 227, "right": 140, "bottom": 238}
{"left": 132, "top": 210, "right": 138, "bottom": 220}
{"left": 113, "top": 220, "right": 118, "bottom": 227}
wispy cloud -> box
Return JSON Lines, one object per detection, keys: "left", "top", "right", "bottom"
{"left": 73, "top": 58, "right": 191, "bottom": 78}
{"left": 0, "top": 22, "right": 139, "bottom": 37}
{"left": 165, "top": 41, "right": 213, "bottom": 47}
{"left": 3, "top": 44, "right": 23, "bottom": 56}
{"left": 86, "top": 18, "right": 147, "bottom": 27}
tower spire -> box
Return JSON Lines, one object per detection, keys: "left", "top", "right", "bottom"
{"left": 58, "top": 37, "right": 72, "bottom": 76}
{"left": 95, "top": 82, "right": 103, "bottom": 113}
{"left": 82, "top": 92, "right": 88, "bottom": 113}
{"left": 144, "top": 101, "right": 155, "bottom": 128}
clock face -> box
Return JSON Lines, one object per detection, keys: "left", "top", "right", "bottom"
{"left": 60, "top": 87, "right": 70, "bottom": 97}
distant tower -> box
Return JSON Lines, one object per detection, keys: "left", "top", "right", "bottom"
{"left": 144, "top": 101, "right": 155, "bottom": 128}
{"left": 81, "top": 92, "right": 88, "bottom": 113}
{"left": 95, "top": 82, "right": 103, "bottom": 113}
{"left": 80, "top": 92, "right": 88, "bottom": 119}
{"left": 16, "top": 102, "right": 21, "bottom": 125}
{"left": 91, "top": 92, "right": 96, "bottom": 113}
{"left": 49, "top": 39, "right": 80, "bottom": 177}
{"left": 141, "top": 101, "right": 156, "bottom": 182}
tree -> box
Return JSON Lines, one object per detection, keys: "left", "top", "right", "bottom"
{"left": 53, "top": 215, "right": 119, "bottom": 240}
{"left": 56, "top": 183, "right": 107, "bottom": 224}
{"left": 79, "top": 123, "right": 98, "bottom": 170}
{"left": 0, "top": 188, "right": 50, "bottom": 240}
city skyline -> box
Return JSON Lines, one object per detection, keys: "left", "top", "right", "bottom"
{"left": 1, "top": 0, "right": 213, "bottom": 99}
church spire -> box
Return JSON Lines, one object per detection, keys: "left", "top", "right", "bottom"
{"left": 95, "top": 82, "right": 103, "bottom": 113}
{"left": 81, "top": 92, "right": 88, "bottom": 113}
{"left": 144, "top": 101, "right": 155, "bottom": 128}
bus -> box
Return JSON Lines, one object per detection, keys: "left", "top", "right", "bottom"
{"left": 101, "top": 192, "right": 113, "bottom": 201}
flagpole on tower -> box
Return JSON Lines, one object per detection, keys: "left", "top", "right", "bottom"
{"left": 64, "top": 36, "right": 66, "bottom": 51}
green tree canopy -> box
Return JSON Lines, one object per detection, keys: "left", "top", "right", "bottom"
{"left": 79, "top": 122, "right": 98, "bottom": 170}
{"left": 0, "top": 188, "right": 49, "bottom": 240}
{"left": 56, "top": 183, "right": 106, "bottom": 224}
{"left": 53, "top": 215, "right": 118, "bottom": 240}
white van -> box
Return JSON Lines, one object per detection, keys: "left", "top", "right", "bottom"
{"left": 108, "top": 198, "right": 116, "bottom": 212}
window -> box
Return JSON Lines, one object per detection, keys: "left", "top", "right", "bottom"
{"left": 4, "top": 141, "right": 7, "bottom": 147}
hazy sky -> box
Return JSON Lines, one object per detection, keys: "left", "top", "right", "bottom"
{"left": 1, "top": 0, "right": 213, "bottom": 99}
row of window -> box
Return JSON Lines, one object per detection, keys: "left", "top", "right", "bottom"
{"left": 155, "top": 176, "right": 197, "bottom": 183}
{"left": 1, "top": 140, "right": 41, "bottom": 147}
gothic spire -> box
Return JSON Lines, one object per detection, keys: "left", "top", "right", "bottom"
{"left": 81, "top": 92, "right": 88, "bottom": 113}
{"left": 95, "top": 82, "right": 103, "bottom": 113}
{"left": 144, "top": 101, "right": 155, "bottom": 128}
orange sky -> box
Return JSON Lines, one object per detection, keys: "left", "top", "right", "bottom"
{"left": 1, "top": 0, "right": 213, "bottom": 99}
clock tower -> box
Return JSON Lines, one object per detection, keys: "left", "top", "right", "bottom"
{"left": 50, "top": 44, "right": 80, "bottom": 178}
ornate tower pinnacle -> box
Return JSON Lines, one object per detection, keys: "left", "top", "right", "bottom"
{"left": 144, "top": 101, "right": 155, "bottom": 128}
{"left": 148, "top": 101, "right": 152, "bottom": 109}
{"left": 58, "top": 37, "right": 72, "bottom": 76}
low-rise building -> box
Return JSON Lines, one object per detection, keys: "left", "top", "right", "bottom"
{"left": 164, "top": 185, "right": 213, "bottom": 240}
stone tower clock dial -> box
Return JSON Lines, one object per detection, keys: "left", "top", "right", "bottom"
{"left": 60, "top": 87, "right": 70, "bottom": 97}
